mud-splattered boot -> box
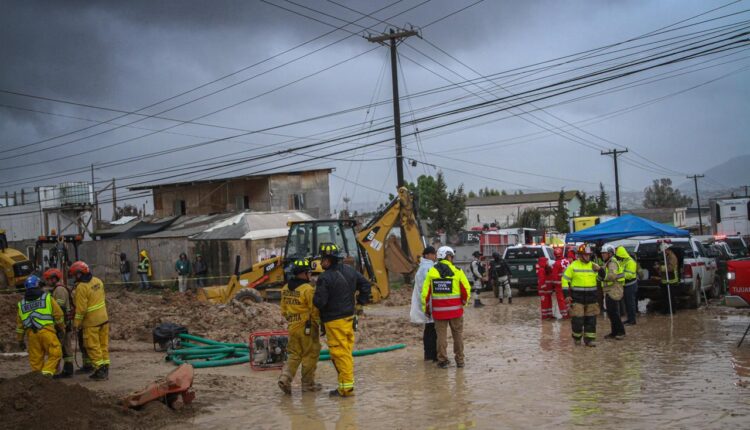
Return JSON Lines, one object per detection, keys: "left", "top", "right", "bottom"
{"left": 302, "top": 382, "right": 322, "bottom": 392}
{"left": 54, "top": 362, "right": 74, "bottom": 379}
{"left": 89, "top": 366, "right": 107, "bottom": 381}
{"left": 278, "top": 375, "right": 292, "bottom": 394}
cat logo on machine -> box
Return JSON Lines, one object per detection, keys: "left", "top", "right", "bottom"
{"left": 264, "top": 262, "right": 276, "bottom": 272}
{"left": 363, "top": 226, "right": 380, "bottom": 242}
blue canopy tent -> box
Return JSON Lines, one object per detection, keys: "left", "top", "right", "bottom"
{"left": 565, "top": 214, "right": 690, "bottom": 316}
{"left": 565, "top": 214, "right": 689, "bottom": 243}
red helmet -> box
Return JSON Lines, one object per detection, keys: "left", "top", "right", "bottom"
{"left": 43, "top": 268, "right": 63, "bottom": 282}
{"left": 553, "top": 247, "right": 563, "bottom": 259}
{"left": 68, "top": 261, "right": 90, "bottom": 278}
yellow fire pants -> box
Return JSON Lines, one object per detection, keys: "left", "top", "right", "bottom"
{"left": 324, "top": 317, "right": 355, "bottom": 396}
{"left": 280, "top": 324, "right": 321, "bottom": 388}
{"left": 83, "top": 323, "right": 110, "bottom": 369}
{"left": 27, "top": 328, "right": 62, "bottom": 376}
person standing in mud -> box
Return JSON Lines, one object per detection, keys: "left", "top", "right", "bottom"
{"left": 561, "top": 245, "right": 601, "bottom": 347}
{"left": 278, "top": 259, "right": 322, "bottom": 394}
{"left": 313, "top": 243, "right": 371, "bottom": 397}
{"left": 193, "top": 253, "right": 208, "bottom": 288}
{"left": 16, "top": 275, "right": 66, "bottom": 377}
{"left": 71, "top": 261, "right": 110, "bottom": 381}
{"left": 410, "top": 246, "right": 438, "bottom": 361}
{"left": 175, "top": 252, "right": 191, "bottom": 293}
{"left": 421, "top": 246, "right": 471, "bottom": 368}
{"left": 137, "top": 249, "right": 152, "bottom": 290}
{"left": 489, "top": 252, "right": 512, "bottom": 304}
{"left": 599, "top": 245, "right": 626, "bottom": 340}
{"left": 119, "top": 253, "right": 131, "bottom": 287}
{"left": 42, "top": 268, "right": 75, "bottom": 378}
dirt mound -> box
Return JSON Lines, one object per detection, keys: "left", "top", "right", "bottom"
{"left": 108, "top": 290, "right": 286, "bottom": 344}
{"left": 383, "top": 286, "right": 413, "bottom": 307}
{"left": 0, "top": 372, "right": 188, "bottom": 429}
{"left": 0, "top": 293, "right": 22, "bottom": 352}
{"left": 357, "top": 315, "right": 421, "bottom": 348}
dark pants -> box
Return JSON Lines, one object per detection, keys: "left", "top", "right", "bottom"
{"left": 138, "top": 273, "right": 150, "bottom": 290}
{"left": 605, "top": 295, "right": 626, "bottom": 336}
{"left": 660, "top": 284, "right": 677, "bottom": 314}
{"left": 423, "top": 323, "right": 437, "bottom": 361}
{"left": 623, "top": 282, "right": 638, "bottom": 323}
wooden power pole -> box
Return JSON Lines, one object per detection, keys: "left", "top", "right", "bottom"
{"left": 687, "top": 174, "right": 705, "bottom": 235}
{"left": 601, "top": 148, "right": 628, "bottom": 216}
{"left": 367, "top": 28, "right": 419, "bottom": 188}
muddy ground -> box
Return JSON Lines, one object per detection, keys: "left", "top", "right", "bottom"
{"left": 1, "top": 291, "right": 749, "bottom": 429}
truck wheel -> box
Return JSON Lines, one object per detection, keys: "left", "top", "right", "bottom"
{"left": 234, "top": 288, "right": 263, "bottom": 304}
{"left": 709, "top": 277, "right": 721, "bottom": 298}
{"left": 688, "top": 278, "right": 702, "bottom": 309}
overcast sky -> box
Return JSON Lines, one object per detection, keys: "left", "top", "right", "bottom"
{"left": 1, "top": 0, "right": 748, "bottom": 215}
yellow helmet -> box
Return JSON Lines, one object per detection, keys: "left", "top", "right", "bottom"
{"left": 318, "top": 242, "right": 342, "bottom": 259}
{"left": 291, "top": 259, "right": 311, "bottom": 275}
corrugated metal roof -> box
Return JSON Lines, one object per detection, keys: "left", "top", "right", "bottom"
{"left": 190, "top": 211, "right": 314, "bottom": 240}
{"left": 141, "top": 213, "right": 237, "bottom": 239}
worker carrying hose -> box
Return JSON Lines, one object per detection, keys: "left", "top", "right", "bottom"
{"left": 42, "top": 268, "right": 76, "bottom": 378}
{"left": 278, "top": 258, "right": 322, "bottom": 394}
{"left": 70, "top": 261, "right": 110, "bottom": 381}
{"left": 313, "top": 243, "right": 371, "bottom": 397}
{"left": 16, "top": 275, "right": 65, "bottom": 377}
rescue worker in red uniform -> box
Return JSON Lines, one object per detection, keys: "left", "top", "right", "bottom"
{"left": 549, "top": 248, "right": 570, "bottom": 319}
{"left": 537, "top": 256, "right": 554, "bottom": 320}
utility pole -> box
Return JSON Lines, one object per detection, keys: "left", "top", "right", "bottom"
{"left": 601, "top": 148, "right": 628, "bottom": 216}
{"left": 687, "top": 174, "right": 705, "bottom": 235}
{"left": 112, "top": 178, "right": 117, "bottom": 221}
{"left": 91, "top": 164, "right": 98, "bottom": 231}
{"left": 367, "top": 27, "right": 419, "bottom": 188}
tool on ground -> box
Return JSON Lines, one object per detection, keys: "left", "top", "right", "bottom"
{"left": 152, "top": 322, "right": 189, "bottom": 352}
{"left": 121, "top": 363, "right": 196, "bottom": 409}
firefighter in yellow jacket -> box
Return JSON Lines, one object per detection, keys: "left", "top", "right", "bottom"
{"left": 16, "top": 275, "right": 66, "bottom": 377}
{"left": 70, "top": 261, "right": 110, "bottom": 381}
{"left": 278, "top": 259, "right": 322, "bottom": 394}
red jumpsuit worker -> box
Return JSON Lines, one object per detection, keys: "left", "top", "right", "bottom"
{"left": 549, "top": 248, "right": 570, "bottom": 319}
{"left": 537, "top": 256, "right": 554, "bottom": 320}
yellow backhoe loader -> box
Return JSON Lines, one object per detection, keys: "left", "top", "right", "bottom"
{"left": 0, "top": 229, "right": 33, "bottom": 289}
{"left": 196, "top": 187, "right": 425, "bottom": 304}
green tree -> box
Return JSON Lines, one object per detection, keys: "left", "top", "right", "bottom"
{"left": 596, "top": 183, "right": 608, "bottom": 214}
{"left": 468, "top": 190, "right": 477, "bottom": 198}
{"left": 643, "top": 178, "right": 693, "bottom": 208}
{"left": 515, "top": 208, "right": 544, "bottom": 229}
{"left": 554, "top": 190, "right": 569, "bottom": 233}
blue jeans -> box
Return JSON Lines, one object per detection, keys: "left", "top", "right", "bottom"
{"left": 624, "top": 282, "right": 638, "bottom": 323}
{"left": 139, "top": 273, "right": 151, "bottom": 290}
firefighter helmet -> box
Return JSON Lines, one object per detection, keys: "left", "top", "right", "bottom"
{"left": 291, "top": 259, "right": 312, "bottom": 275}
{"left": 68, "top": 261, "right": 90, "bottom": 278}
{"left": 601, "top": 244, "right": 616, "bottom": 255}
{"left": 43, "top": 268, "right": 63, "bottom": 282}
{"left": 25, "top": 275, "right": 41, "bottom": 289}
{"left": 318, "top": 242, "right": 342, "bottom": 259}
{"left": 576, "top": 244, "right": 592, "bottom": 255}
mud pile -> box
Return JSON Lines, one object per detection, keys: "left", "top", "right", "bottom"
{"left": 383, "top": 286, "right": 413, "bottom": 307}
{"left": 357, "top": 315, "right": 421, "bottom": 348}
{"left": 108, "top": 290, "right": 287, "bottom": 344}
{"left": 0, "top": 293, "right": 22, "bottom": 352}
{"left": 0, "top": 372, "right": 188, "bottom": 429}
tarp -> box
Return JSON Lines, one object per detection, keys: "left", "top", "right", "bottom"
{"left": 565, "top": 214, "right": 689, "bottom": 242}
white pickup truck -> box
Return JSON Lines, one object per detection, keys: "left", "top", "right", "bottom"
{"left": 634, "top": 237, "right": 720, "bottom": 308}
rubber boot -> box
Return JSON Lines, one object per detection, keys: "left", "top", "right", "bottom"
{"left": 54, "top": 362, "right": 74, "bottom": 379}
{"left": 302, "top": 382, "right": 322, "bottom": 392}
{"left": 102, "top": 364, "right": 109, "bottom": 380}
{"left": 474, "top": 299, "right": 485, "bottom": 308}
{"left": 508, "top": 297, "right": 512, "bottom": 304}
{"left": 76, "top": 364, "right": 94, "bottom": 375}
{"left": 89, "top": 366, "right": 107, "bottom": 381}
{"left": 278, "top": 375, "right": 292, "bottom": 394}
{"left": 498, "top": 298, "right": 503, "bottom": 304}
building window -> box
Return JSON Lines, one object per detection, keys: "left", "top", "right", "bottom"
{"left": 289, "top": 193, "right": 305, "bottom": 210}
{"left": 235, "top": 195, "right": 250, "bottom": 210}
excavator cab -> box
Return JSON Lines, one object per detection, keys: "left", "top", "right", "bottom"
{"left": 284, "top": 219, "right": 373, "bottom": 277}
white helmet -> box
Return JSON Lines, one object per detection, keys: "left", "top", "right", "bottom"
{"left": 436, "top": 246, "right": 455, "bottom": 259}
{"left": 602, "top": 244, "right": 616, "bottom": 255}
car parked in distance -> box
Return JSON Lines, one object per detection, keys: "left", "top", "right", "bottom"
{"left": 503, "top": 244, "right": 555, "bottom": 295}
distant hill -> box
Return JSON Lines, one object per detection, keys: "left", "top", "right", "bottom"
{"left": 678, "top": 154, "right": 750, "bottom": 192}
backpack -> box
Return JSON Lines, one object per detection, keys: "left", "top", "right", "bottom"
{"left": 152, "top": 322, "right": 189, "bottom": 352}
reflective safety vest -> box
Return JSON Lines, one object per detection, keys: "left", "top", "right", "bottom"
{"left": 421, "top": 260, "right": 471, "bottom": 320}
{"left": 18, "top": 293, "right": 55, "bottom": 331}
{"left": 561, "top": 260, "right": 598, "bottom": 293}
{"left": 622, "top": 257, "right": 637, "bottom": 285}
{"left": 137, "top": 257, "right": 151, "bottom": 274}
{"left": 601, "top": 258, "right": 625, "bottom": 288}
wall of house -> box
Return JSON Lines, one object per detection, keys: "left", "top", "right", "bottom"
{"left": 153, "top": 178, "right": 270, "bottom": 217}
{"left": 465, "top": 197, "right": 582, "bottom": 229}
{"left": 268, "top": 171, "right": 330, "bottom": 218}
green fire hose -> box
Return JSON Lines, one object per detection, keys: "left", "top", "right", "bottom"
{"left": 166, "top": 333, "right": 405, "bottom": 368}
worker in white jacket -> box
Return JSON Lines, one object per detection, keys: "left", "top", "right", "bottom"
{"left": 410, "top": 246, "right": 437, "bottom": 361}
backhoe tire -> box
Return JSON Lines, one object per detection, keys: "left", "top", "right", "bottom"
{"left": 234, "top": 288, "right": 264, "bottom": 304}
{"left": 709, "top": 277, "right": 722, "bottom": 299}
{"left": 0, "top": 271, "right": 7, "bottom": 289}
